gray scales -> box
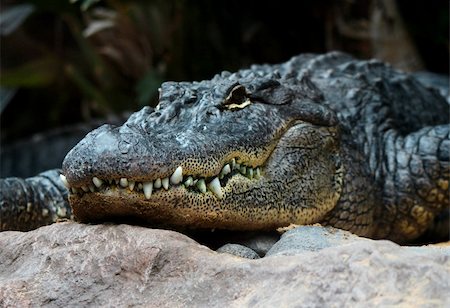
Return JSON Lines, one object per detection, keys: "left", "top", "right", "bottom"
{"left": 1, "top": 52, "right": 449, "bottom": 243}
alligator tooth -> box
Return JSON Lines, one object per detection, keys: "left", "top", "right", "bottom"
{"left": 255, "top": 167, "right": 261, "bottom": 179}
{"left": 220, "top": 164, "right": 231, "bottom": 179}
{"left": 170, "top": 166, "right": 183, "bottom": 185}
{"left": 223, "top": 164, "right": 231, "bottom": 174}
{"left": 247, "top": 168, "right": 254, "bottom": 179}
{"left": 235, "top": 163, "right": 241, "bottom": 171}
{"left": 208, "top": 177, "right": 223, "bottom": 199}
{"left": 231, "top": 158, "right": 236, "bottom": 170}
{"left": 119, "top": 178, "right": 128, "bottom": 188}
{"left": 184, "top": 176, "right": 194, "bottom": 187}
{"left": 240, "top": 166, "right": 247, "bottom": 175}
{"left": 92, "top": 177, "right": 103, "bottom": 188}
{"left": 114, "top": 179, "right": 119, "bottom": 185}
{"left": 81, "top": 185, "right": 89, "bottom": 192}
{"left": 154, "top": 178, "right": 162, "bottom": 189}
{"left": 60, "top": 174, "right": 70, "bottom": 188}
{"left": 162, "top": 177, "right": 169, "bottom": 190}
{"left": 196, "top": 179, "right": 207, "bottom": 193}
{"left": 128, "top": 180, "right": 135, "bottom": 191}
{"left": 138, "top": 183, "right": 143, "bottom": 190}
{"left": 143, "top": 182, "right": 153, "bottom": 199}
{"left": 71, "top": 187, "right": 78, "bottom": 194}
{"left": 89, "top": 185, "right": 95, "bottom": 192}
{"left": 57, "top": 207, "right": 67, "bottom": 218}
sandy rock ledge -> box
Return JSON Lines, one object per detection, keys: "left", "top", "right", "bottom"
{"left": 0, "top": 222, "right": 449, "bottom": 307}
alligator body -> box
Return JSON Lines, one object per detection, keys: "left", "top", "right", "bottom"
{"left": 1, "top": 52, "right": 449, "bottom": 243}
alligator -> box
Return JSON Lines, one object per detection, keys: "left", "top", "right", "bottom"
{"left": 1, "top": 52, "right": 449, "bottom": 243}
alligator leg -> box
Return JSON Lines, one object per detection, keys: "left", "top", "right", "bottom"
{"left": 376, "top": 124, "right": 449, "bottom": 242}
{"left": 0, "top": 169, "right": 72, "bottom": 231}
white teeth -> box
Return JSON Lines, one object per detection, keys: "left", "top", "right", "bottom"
{"left": 196, "top": 179, "right": 207, "bottom": 193}
{"left": 154, "top": 178, "right": 162, "bottom": 189}
{"left": 69, "top": 160, "right": 262, "bottom": 198}
{"left": 92, "top": 177, "right": 103, "bottom": 188}
{"left": 220, "top": 164, "right": 231, "bottom": 179}
{"left": 208, "top": 177, "right": 223, "bottom": 199}
{"left": 143, "top": 182, "right": 153, "bottom": 199}
{"left": 162, "top": 177, "right": 169, "bottom": 190}
{"left": 60, "top": 174, "right": 70, "bottom": 188}
{"left": 170, "top": 166, "right": 183, "bottom": 185}
{"left": 255, "top": 167, "right": 261, "bottom": 179}
{"left": 120, "top": 178, "right": 128, "bottom": 188}
{"left": 222, "top": 164, "right": 231, "bottom": 175}
{"left": 247, "top": 168, "right": 254, "bottom": 179}
{"left": 184, "top": 176, "right": 194, "bottom": 186}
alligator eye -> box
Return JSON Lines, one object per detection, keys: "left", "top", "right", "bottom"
{"left": 222, "top": 84, "right": 252, "bottom": 110}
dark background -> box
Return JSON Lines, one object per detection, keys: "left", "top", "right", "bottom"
{"left": 1, "top": 0, "right": 449, "bottom": 144}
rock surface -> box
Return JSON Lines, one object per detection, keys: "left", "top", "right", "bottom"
{"left": 1, "top": 222, "right": 449, "bottom": 307}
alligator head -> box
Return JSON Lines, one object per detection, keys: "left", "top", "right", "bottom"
{"left": 62, "top": 60, "right": 343, "bottom": 230}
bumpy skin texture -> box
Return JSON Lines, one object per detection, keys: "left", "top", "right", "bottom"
{"left": 2, "top": 52, "right": 448, "bottom": 243}
{"left": 0, "top": 169, "right": 72, "bottom": 231}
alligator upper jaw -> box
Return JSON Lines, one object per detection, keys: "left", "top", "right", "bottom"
{"left": 60, "top": 114, "right": 281, "bottom": 200}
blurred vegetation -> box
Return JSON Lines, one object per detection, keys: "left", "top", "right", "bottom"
{"left": 0, "top": 0, "right": 448, "bottom": 143}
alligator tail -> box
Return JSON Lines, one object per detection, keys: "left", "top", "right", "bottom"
{"left": 0, "top": 169, "right": 72, "bottom": 231}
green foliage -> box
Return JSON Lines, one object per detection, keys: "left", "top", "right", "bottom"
{"left": 1, "top": 57, "right": 59, "bottom": 88}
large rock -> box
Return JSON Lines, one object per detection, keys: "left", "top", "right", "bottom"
{"left": 0, "top": 222, "right": 449, "bottom": 307}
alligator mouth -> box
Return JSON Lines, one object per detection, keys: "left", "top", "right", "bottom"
{"left": 60, "top": 157, "right": 263, "bottom": 200}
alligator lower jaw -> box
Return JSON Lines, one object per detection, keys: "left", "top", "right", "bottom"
{"left": 68, "top": 170, "right": 279, "bottom": 230}
{"left": 68, "top": 186, "right": 290, "bottom": 231}
{"left": 60, "top": 158, "right": 263, "bottom": 201}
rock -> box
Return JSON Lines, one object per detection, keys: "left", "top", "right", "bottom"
{"left": 266, "top": 225, "right": 364, "bottom": 256}
{"left": 1, "top": 222, "right": 449, "bottom": 307}
{"left": 236, "top": 232, "right": 280, "bottom": 256}
{"left": 216, "top": 243, "right": 261, "bottom": 259}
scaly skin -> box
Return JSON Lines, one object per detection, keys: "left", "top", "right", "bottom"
{"left": 1, "top": 52, "right": 448, "bottom": 243}
{"left": 0, "top": 170, "right": 72, "bottom": 231}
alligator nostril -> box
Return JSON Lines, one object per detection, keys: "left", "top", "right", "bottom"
{"left": 118, "top": 140, "right": 131, "bottom": 154}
